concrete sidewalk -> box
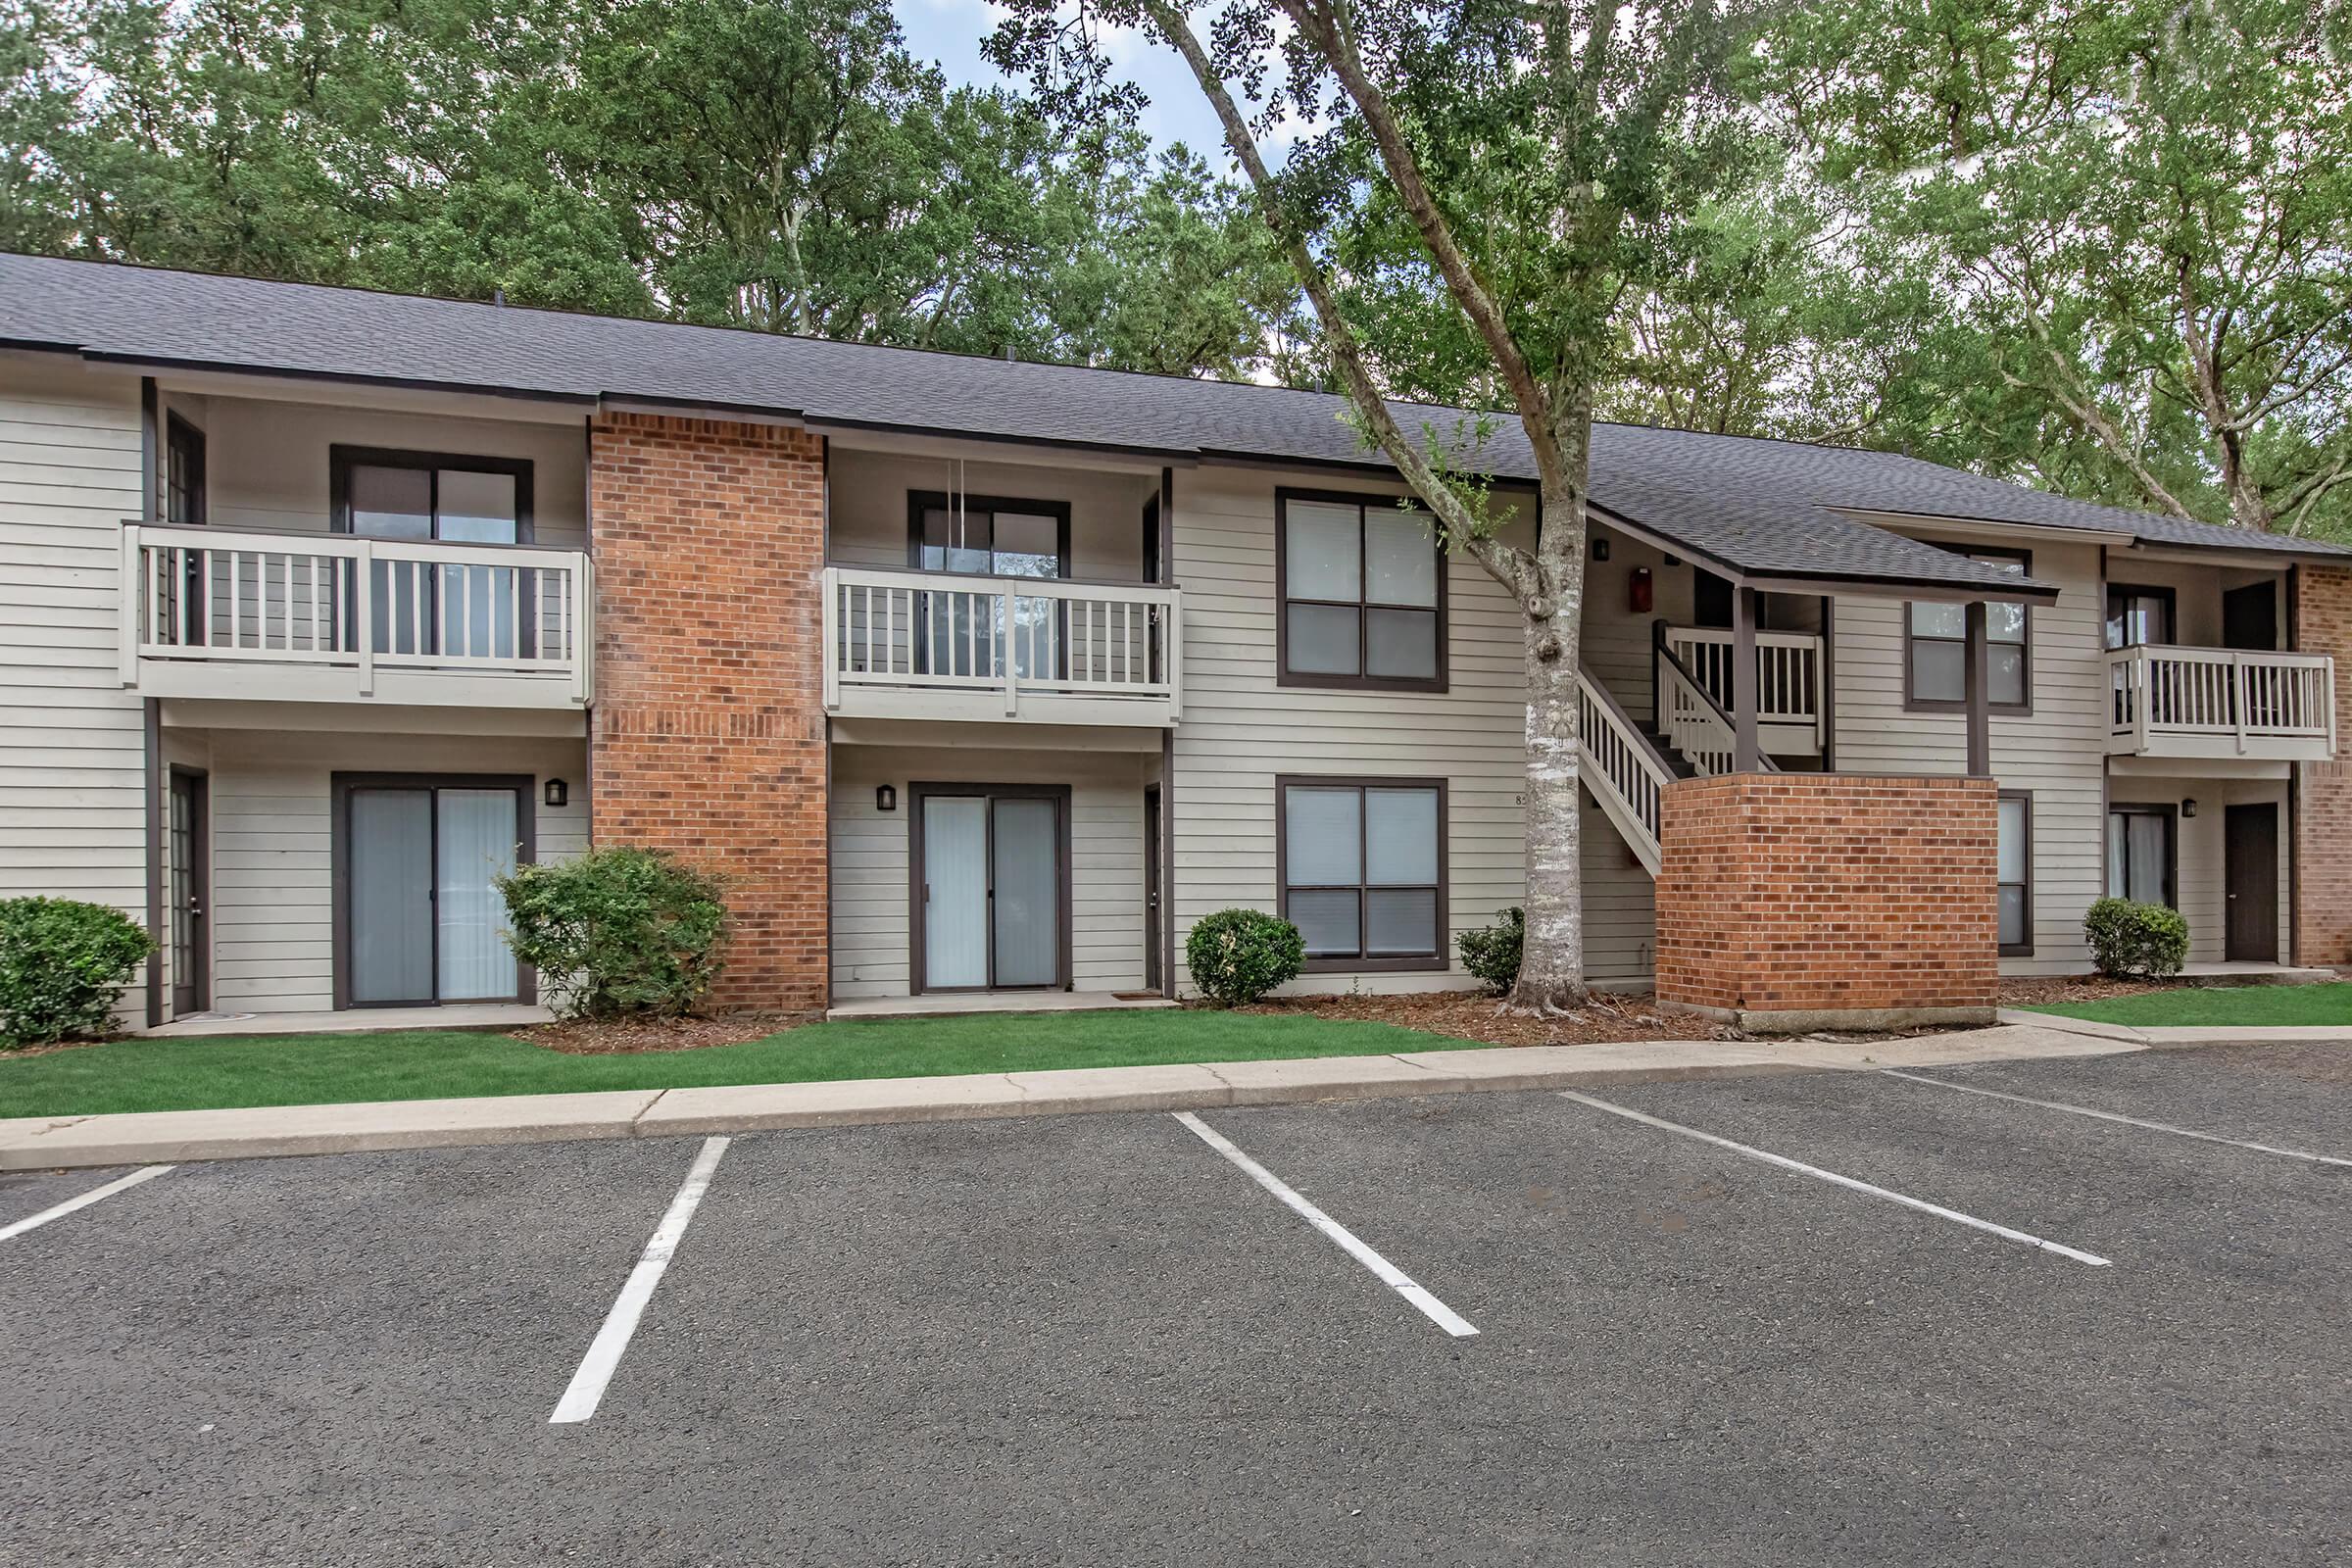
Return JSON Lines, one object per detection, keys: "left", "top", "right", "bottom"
{"left": 1998, "top": 1007, "right": 2352, "bottom": 1047}
{"left": 0, "top": 1023, "right": 2148, "bottom": 1171}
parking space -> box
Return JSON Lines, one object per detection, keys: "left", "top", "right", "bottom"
{"left": 3, "top": 1044, "right": 2347, "bottom": 1565}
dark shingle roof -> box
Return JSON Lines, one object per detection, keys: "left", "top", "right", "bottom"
{"left": 4, "top": 253, "right": 2336, "bottom": 591}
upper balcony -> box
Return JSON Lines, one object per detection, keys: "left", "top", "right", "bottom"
{"left": 823, "top": 565, "right": 1181, "bottom": 728}
{"left": 2106, "top": 644, "right": 2335, "bottom": 762}
{"left": 120, "top": 523, "right": 593, "bottom": 710}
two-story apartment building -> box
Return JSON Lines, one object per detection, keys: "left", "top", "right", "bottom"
{"left": 1, "top": 254, "right": 2343, "bottom": 1032}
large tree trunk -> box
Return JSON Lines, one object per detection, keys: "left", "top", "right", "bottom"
{"left": 1506, "top": 478, "right": 1589, "bottom": 1012}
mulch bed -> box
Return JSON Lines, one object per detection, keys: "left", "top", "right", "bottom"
{"left": 521, "top": 1013, "right": 809, "bottom": 1054}
{"left": 1998, "top": 976, "right": 2199, "bottom": 1007}
{"left": 1232, "top": 990, "right": 1740, "bottom": 1048}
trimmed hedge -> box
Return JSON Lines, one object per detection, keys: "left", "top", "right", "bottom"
{"left": 2084, "top": 897, "right": 2189, "bottom": 979}
{"left": 1184, "top": 908, "right": 1305, "bottom": 1007}
{"left": 1457, "top": 906, "right": 1525, "bottom": 996}
{"left": 497, "top": 847, "right": 729, "bottom": 1018}
{"left": 0, "top": 897, "right": 154, "bottom": 1048}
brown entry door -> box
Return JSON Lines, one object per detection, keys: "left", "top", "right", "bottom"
{"left": 2225, "top": 804, "right": 2279, "bottom": 962}
{"left": 169, "top": 770, "right": 210, "bottom": 1015}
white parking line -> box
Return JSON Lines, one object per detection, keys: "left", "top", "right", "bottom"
{"left": 1881, "top": 1068, "right": 2352, "bottom": 1168}
{"left": 550, "top": 1136, "right": 730, "bottom": 1425}
{"left": 0, "top": 1165, "right": 173, "bottom": 1243}
{"left": 1171, "top": 1111, "right": 1478, "bottom": 1338}
{"left": 1558, "top": 1091, "right": 2113, "bottom": 1268}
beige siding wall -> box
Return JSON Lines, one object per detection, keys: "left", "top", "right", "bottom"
{"left": 1831, "top": 534, "right": 2110, "bottom": 974}
{"left": 182, "top": 730, "right": 586, "bottom": 1014}
{"left": 0, "top": 356, "right": 152, "bottom": 1016}
{"left": 1167, "top": 466, "right": 1591, "bottom": 996}
{"left": 829, "top": 745, "right": 1152, "bottom": 1000}
{"left": 156, "top": 391, "right": 588, "bottom": 547}
{"left": 827, "top": 447, "right": 1156, "bottom": 579}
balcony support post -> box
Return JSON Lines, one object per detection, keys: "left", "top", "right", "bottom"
{"left": 1964, "top": 599, "right": 1990, "bottom": 777}
{"left": 1732, "top": 586, "right": 1760, "bottom": 772}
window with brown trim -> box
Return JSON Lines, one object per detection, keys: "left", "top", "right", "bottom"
{"left": 330, "top": 446, "right": 534, "bottom": 543}
{"left": 2104, "top": 584, "right": 2176, "bottom": 650}
{"left": 2107, "top": 804, "right": 2177, "bottom": 906}
{"left": 1907, "top": 547, "right": 2030, "bottom": 710}
{"left": 1277, "top": 776, "right": 1447, "bottom": 971}
{"left": 1997, "top": 790, "right": 2033, "bottom": 956}
{"left": 1277, "top": 489, "right": 1446, "bottom": 691}
{"left": 165, "top": 413, "right": 206, "bottom": 526}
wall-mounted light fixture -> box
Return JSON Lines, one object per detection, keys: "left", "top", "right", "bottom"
{"left": 2180, "top": 797, "right": 2197, "bottom": 818}
{"left": 877, "top": 784, "right": 899, "bottom": 812}
{"left": 1591, "top": 536, "right": 1612, "bottom": 562}
{"left": 543, "top": 779, "right": 568, "bottom": 808}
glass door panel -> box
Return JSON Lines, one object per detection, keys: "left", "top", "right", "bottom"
{"left": 349, "top": 789, "right": 435, "bottom": 1004}
{"left": 436, "top": 789, "right": 519, "bottom": 1001}
{"left": 991, "top": 797, "right": 1059, "bottom": 988}
{"left": 923, "top": 797, "right": 990, "bottom": 990}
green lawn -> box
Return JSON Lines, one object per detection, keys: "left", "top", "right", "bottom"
{"left": 0, "top": 1009, "right": 1475, "bottom": 1120}
{"left": 2017, "top": 981, "right": 2352, "bottom": 1027}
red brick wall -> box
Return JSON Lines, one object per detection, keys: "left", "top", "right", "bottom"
{"left": 2296, "top": 564, "right": 2352, "bottom": 966}
{"left": 589, "top": 414, "right": 828, "bottom": 1012}
{"left": 1654, "top": 773, "right": 1998, "bottom": 1017}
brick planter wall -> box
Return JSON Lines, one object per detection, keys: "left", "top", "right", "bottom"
{"left": 1654, "top": 773, "right": 1998, "bottom": 1029}
{"left": 589, "top": 414, "right": 828, "bottom": 1012}
{"left": 2296, "top": 564, "right": 2352, "bottom": 966}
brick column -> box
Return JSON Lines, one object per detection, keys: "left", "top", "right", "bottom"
{"left": 1654, "top": 773, "right": 1998, "bottom": 1031}
{"left": 2295, "top": 564, "right": 2352, "bottom": 966}
{"left": 589, "top": 414, "right": 828, "bottom": 1012}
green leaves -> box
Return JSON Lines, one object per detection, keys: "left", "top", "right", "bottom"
{"left": 496, "top": 847, "right": 730, "bottom": 1020}
{"left": 0, "top": 896, "right": 154, "bottom": 1047}
{"left": 0, "top": 0, "right": 1299, "bottom": 376}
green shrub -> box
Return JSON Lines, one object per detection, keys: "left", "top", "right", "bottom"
{"left": 496, "top": 848, "right": 729, "bottom": 1019}
{"left": 0, "top": 897, "right": 155, "bottom": 1048}
{"left": 2084, "top": 897, "right": 2189, "bottom": 979}
{"left": 1185, "top": 907, "right": 1305, "bottom": 1007}
{"left": 1457, "top": 906, "right": 1525, "bottom": 995}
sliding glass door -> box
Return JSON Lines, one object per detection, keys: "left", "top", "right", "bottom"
{"left": 339, "top": 776, "right": 531, "bottom": 1007}
{"left": 914, "top": 785, "right": 1067, "bottom": 993}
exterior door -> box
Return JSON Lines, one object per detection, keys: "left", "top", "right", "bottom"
{"left": 1143, "top": 785, "right": 1163, "bottom": 993}
{"left": 168, "top": 769, "right": 209, "bottom": 1015}
{"left": 338, "top": 776, "right": 529, "bottom": 1007}
{"left": 913, "top": 785, "right": 1068, "bottom": 993}
{"left": 2225, "top": 804, "right": 2279, "bottom": 962}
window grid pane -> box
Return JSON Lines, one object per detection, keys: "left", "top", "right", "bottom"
{"left": 1286, "top": 501, "right": 1363, "bottom": 601}
{"left": 1284, "top": 782, "right": 1442, "bottom": 961}
{"left": 1364, "top": 508, "right": 1437, "bottom": 607}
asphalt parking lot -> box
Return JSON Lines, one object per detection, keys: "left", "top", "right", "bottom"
{"left": 3, "top": 1042, "right": 2346, "bottom": 1566}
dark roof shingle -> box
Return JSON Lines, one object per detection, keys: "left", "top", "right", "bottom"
{"left": 4, "top": 253, "right": 2336, "bottom": 592}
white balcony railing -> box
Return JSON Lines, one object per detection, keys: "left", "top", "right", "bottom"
{"left": 1577, "top": 669, "right": 1670, "bottom": 874}
{"left": 2106, "top": 644, "right": 2335, "bottom": 760}
{"left": 121, "top": 523, "right": 593, "bottom": 708}
{"left": 823, "top": 565, "right": 1181, "bottom": 725}
{"left": 1663, "top": 625, "right": 1824, "bottom": 744}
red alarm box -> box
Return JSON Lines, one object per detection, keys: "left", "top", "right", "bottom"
{"left": 1628, "top": 565, "right": 1654, "bottom": 614}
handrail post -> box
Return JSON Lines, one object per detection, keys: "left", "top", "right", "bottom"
{"left": 1166, "top": 597, "right": 1183, "bottom": 721}
{"left": 2231, "top": 651, "right": 2248, "bottom": 753}
{"left": 118, "top": 525, "right": 142, "bottom": 685}
{"left": 574, "top": 557, "right": 595, "bottom": 705}
{"left": 820, "top": 567, "right": 840, "bottom": 711}
{"left": 1002, "top": 587, "right": 1019, "bottom": 715}
{"left": 2134, "top": 651, "right": 2150, "bottom": 753}
{"left": 356, "top": 537, "right": 375, "bottom": 697}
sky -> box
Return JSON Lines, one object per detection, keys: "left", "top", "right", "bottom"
{"left": 899, "top": 0, "right": 1234, "bottom": 156}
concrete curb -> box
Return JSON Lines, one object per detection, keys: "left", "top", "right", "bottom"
{"left": 0, "top": 1024, "right": 2146, "bottom": 1171}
